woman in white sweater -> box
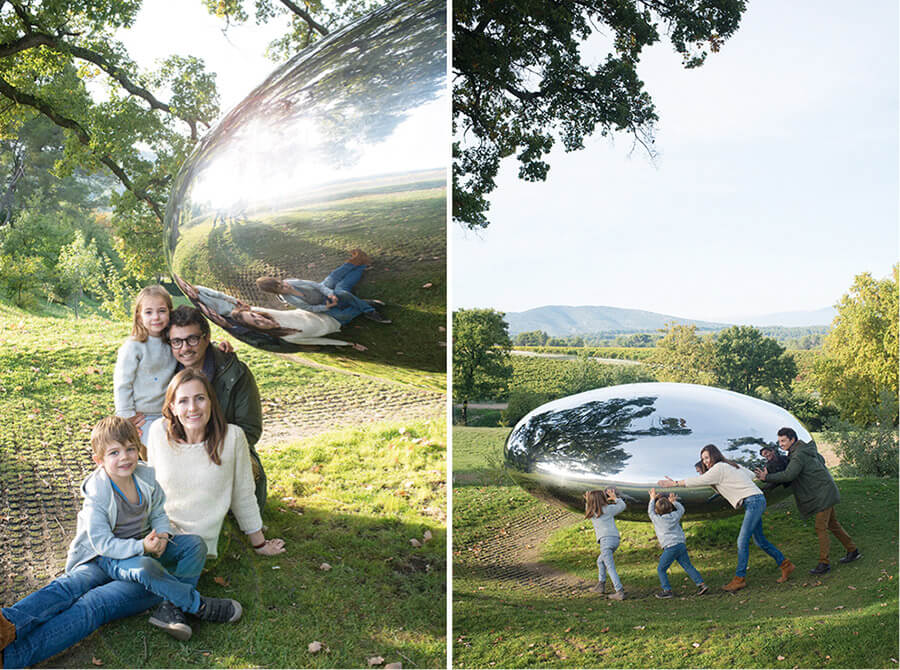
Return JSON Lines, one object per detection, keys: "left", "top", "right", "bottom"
{"left": 147, "top": 368, "right": 285, "bottom": 558}
{"left": 659, "top": 444, "right": 793, "bottom": 592}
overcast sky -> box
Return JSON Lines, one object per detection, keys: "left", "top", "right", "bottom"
{"left": 452, "top": 0, "right": 898, "bottom": 321}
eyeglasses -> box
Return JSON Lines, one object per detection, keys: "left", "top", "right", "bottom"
{"left": 169, "top": 334, "right": 202, "bottom": 349}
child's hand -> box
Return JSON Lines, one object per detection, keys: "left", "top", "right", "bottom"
{"left": 649, "top": 487, "right": 657, "bottom": 499}
{"left": 216, "top": 339, "right": 234, "bottom": 353}
{"left": 143, "top": 529, "right": 164, "bottom": 556}
{"left": 668, "top": 493, "right": 677, "bottom": 503}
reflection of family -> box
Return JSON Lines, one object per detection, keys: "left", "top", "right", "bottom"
{"left": 2, "top": 285, "right": 283, "bottom": 667}
{"left": 584, "top": 431, "right": 860, "bottom": 600}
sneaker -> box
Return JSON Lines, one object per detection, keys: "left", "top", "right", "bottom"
{"left": 607, "top": 590, "right": 626, "bottom": 601}
{"left": 195, "top": 596, "right": 242, "bottom": 623}
{"left": 839, "top": 549, "right": 862, "bottom": 564}
{"left": 809, "top": 562, "right": 830, "bottom": 575}
{"left": 149, "top": 601, "right": 192, "bottom": 641}
{"left": 655, "top": 590, "right": 674, "bottom": 599}
{"left": 589, "top": 582, "right": 606, "bottom": 594}
{"left": 365, "top": 299, "right": 386, "bottom": 307}
{"left": 364, "top": 310, "right": 392, "bottom": 324}
{"left": 696, "top": 583, "right": 709, "bottom": 596}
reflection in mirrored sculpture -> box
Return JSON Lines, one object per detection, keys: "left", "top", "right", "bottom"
{"left": 164, "top": 0, "right": 446, "bottom": 371}
{"left": 505, "top": 383, "right": 812, "bottom": 520}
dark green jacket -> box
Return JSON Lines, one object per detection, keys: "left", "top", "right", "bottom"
{"left": 765, "top": 440, "right": 840, "bottom": 518}
{"left": 210, "top": 347, "right": 262, "bottom": 447}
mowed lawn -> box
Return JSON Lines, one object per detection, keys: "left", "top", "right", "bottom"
{"left": 453, "top": 426, "right": 899, "bottom": 669}
{"left": 0, "top": 304, "right": 446, "bottom": 668}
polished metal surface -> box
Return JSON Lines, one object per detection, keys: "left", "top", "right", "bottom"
{"left": 505, "top": 382, "right": 809, "bottom": 520}
{"left": 163, "top": 0, "right": 446, "bottom": 370}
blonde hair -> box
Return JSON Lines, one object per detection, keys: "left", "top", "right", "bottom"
{"left": 90, "top": 416, "right": 142, "bottom": 461}
{"left": 655, "top": 497, "right": 674, "bottom": 515}
{"left": 163, "top": 368, "right": 227, "bottom": 465}
{"left": 584, "top": 490, "right": 609, "bottom": 518}
{"left": 131, "top": 285, "right": 173, "bottom": 342}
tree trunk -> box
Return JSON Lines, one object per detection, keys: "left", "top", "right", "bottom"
{"left": 462, "top": 399, "right": 468, "bottom": 426}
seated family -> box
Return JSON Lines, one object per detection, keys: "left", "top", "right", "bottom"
{"left": 585, "top": 433, "right": 861, "bottom": 600}
{"left": 0, "top": 286, "right": 284, "bottom": 668}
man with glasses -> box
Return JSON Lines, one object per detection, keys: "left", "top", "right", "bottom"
{"left": 167, "top": 305, "right": 266, "bottom": 512}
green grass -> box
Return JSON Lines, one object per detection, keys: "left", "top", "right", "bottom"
{"left": 0, "top": 303, "right": 446, "bottom": 668}
{"left": 452, "top": 426, "right": 899, "bottom": 669}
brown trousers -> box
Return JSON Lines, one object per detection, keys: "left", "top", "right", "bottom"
{"left": 814, "top": 506, "right": 855, "bottom": 564}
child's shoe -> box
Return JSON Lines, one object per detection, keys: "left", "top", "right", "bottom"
{"left": 696, "top": 583, "right": 709, "bottom": 596}
{"left": 195, "top": 596, "right": 242, "bottom": 623}
{"left": 721, "top": 576, "right": 746, "bottom": 592}
{"left": 607, "top": 589, "right": 626, "bottom": 601}
{"left": 364, "top": 310, "right": 392, "bottom": 324}
{"left": 654, "top": 589, "right": 673, "bottom": 599}
{"left": 589, "top": 581, "right": 606, "bottom": 594}
{"left": 149, "top": 601, "right": 192, "bottom": 641}
{"left": 0, "top": 611, "right": 16, "bottom": 651}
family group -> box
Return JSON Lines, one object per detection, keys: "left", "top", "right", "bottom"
{"left": 585, "top": 432, "right": 861, "bottom": 600}
{"left": 1, "top": 284, "right": 284, "bottom": 668}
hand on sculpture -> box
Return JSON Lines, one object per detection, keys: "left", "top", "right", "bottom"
{"left": 649, "top": 487, "right": 657, "bottom": 500}
{"left": 659, "top": 477, "right": 676, "bottom": 488}
{"left": 254, "top": 538, "right": 286, "bottom": 556}
{"left": 668, "top": 493, "right": 677, "bottom": 504}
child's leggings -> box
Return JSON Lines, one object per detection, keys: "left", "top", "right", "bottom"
{"left": 597, "top": 535, "right": 623, "bottom": 592}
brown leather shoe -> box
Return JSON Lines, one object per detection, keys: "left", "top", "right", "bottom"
{"left": 721, "top": 576, "right": 746, "bottom": 592}
{"left": 607, "top": 589, "right": 626, "bottom": 601}
{"left": 0, "top": 611, "right": 15, "bottom": 651}
{"left": 776, "top": 559, "right": 795, "bottom": 583}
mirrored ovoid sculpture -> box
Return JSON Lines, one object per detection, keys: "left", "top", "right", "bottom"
{"left": 164, "top": 0, "right": 446, "bottom": 371}
{"left": 505, "top": 382, "right": 811, "bottom": 520}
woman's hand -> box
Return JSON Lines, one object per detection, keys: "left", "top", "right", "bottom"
{"left": 216, "top": 339, "right": 234, "bottom": 353}
{"left": 254, "top": 538, "right": 286, "bottom": 556}
{"left": 658, "top": 476, "right": 677, "bottom": 487}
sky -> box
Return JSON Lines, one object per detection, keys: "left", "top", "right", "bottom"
{"left": 452, "top": 0, "right": 899, "bottom": 322}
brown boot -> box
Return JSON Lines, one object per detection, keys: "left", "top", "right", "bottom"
{"left": 721, "top": 576, "right": 746, "bottom": 592}
{"left": 776, "top": 559, "right": 795, "bottom": 583}
{"left": 607, "top": 589, "right": 626, "bottom": 601}
{"left": 0, "top": 611, "right": 15, "bottom": 652}
{"left": 347, "top": 249, "right": 370, "bottom": 266}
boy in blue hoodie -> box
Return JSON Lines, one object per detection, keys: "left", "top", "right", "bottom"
{"left": 648, "top": 488, "right": 708, "bottom": 598}
{"left": 1, "top": 416, "right": 241, "bottom": 657}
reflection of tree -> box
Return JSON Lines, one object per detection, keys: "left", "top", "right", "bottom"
{"left": 166, "top": 0, "right": 445, "bottom": 228}
{"left": 724, "top": 436, "right": 776, "bottom": 470}
{"left": 505, "top": 396, "right": 692, "bottom": 475}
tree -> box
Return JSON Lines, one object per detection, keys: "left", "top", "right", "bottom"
{"left": 453, "top": 308, "right": 512, "bottom": 426}
{"left": 648, "top": 323, "right": 716, "bottom": 385}
{"left": 515, "top": 329, "right": 549, "bottom": 346}
{"left": 453, "top": 0, "right": 747, "bottom": 228}
{"left": 711, "top": 325, "right": 797, "bottom": 396}
{"left": 815, "top": 266, "right": 899, "bottom": 426}
{"left": 54, "top": 230, "right": 102, "bottom": 317}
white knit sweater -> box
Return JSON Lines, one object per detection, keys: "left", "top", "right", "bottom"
{"left": 682, "top": 462, "right": 763, "bottom": 509}
{"left": 113, "top": 336, "right": 175, "bottom": 416}
{"left": 146, "top": 420, "right": 263, "bottom": 557}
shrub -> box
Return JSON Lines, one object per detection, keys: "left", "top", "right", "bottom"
{"left": 502, "top": 389, "right": 552, "bottom": 426}
{"left": 824, "top": 394, "right": 899, "bottom": 477}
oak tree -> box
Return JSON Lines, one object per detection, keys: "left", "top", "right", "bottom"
{"left": 453, "top": 308, "right": 512, "bottom": 425}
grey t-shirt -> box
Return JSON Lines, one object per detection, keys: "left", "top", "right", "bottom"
{"left": 112, "top": 485, "right": 149, "bottom": 541}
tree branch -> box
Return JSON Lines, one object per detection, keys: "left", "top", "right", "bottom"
{"left": 0, "top": 76, "right": 164, "bottom": 222}
{"left": 277, "top": 0, "right": 330, "bottom": 37}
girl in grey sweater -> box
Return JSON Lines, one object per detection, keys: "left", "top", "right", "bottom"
{"left": 648, "top": 488, "right": 708, "bottom": 598}
{"left": 584, "top": 488, "right": 627, "bottom": 600}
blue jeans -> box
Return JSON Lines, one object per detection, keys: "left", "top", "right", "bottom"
{"left": 596, "top": 536, "right": 623, "bottom": 592}
{"left": 322, "top": 263, "right": 374, "bottom": 325}
{"left": 657, "top": 542, "right": 704, "bottom": 591}
{"left": 2, "top": 535, "right": 205, "bottom": 668}
{"left": 736, "top": 494, "right": 785, "bottom": 577}
{"left": 95, "top": 534, "right": 205, "bottom": 614}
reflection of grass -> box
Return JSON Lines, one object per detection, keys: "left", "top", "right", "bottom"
{"left": 171, "top": 187, "right": 446, "bottom": 387}
{"left": 453, "top": 426, "right": 899, "bottom": 669}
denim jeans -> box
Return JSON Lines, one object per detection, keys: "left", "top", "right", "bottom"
{"left": 736, "top": 494, "right": 785, "bottom": 577}
{"left": 95, "top": 534, "right": 205, "bottom": 614}
{"left": 2, "top": 535, "right": 205, "bottom": 668}
{"left": 657, "top": 542, "right": 704, "bottom": 591}
{"left": 322, "top": 263, "right": 374, "bottom": 325}
{"left": 596, "top": 536, "right": 623, "bottom": 592}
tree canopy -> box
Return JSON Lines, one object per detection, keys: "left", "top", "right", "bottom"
{"left": 453, "top": 308, "right": 512, "bottom": 425}
{"left": 453, "top": 0, "right": 747, "bottom": 228}
{"left": 815, "top": 266, "right": 899, "bottom": 426}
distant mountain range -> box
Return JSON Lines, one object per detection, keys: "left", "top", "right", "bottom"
{"left": 504, "top": 305, "right": 836, "bottom": 336}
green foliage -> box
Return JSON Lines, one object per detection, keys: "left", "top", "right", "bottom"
{"left": 514, "top": 329, "right": 549, "bottom": 346}
{"left": 825, "top": 394, "right": 899, "bottom": 478}
{"left": 453, "top": 0, "right": 747, "bottom": 227}
{"left": 815, "top": 266, "right": 899, "bottom": 426}
{"left": 712, "top": 325, "right": 797, "bottom": 396}
{"left": 0, "top": 254, "right": 44, "bottom": 307}
{"left": 501, "top": 388, "right": 553, "bottom": 427}
{"left": 452, "top": 309, "right": 512, "bottom": 423}
{"left": 96, "top": 253, "right": 142, "bottom": 321}
{"left": 53, "top": 230, "right": 102, "bottom": 317}
{"left": 648, "top": 322, "right": 717, "bottom": 384}
{"left": 516, "top": 345, "right": 655, "bottom": 361}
